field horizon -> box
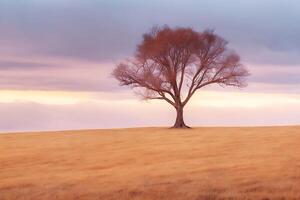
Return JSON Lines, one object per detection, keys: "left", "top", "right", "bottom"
{"left": 2, "top": 125, "right": 300, "bottom": 135}
{"left": 1, "top": 126, "right": 300, "bottom": 199}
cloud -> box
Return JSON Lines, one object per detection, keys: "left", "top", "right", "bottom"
{"left": 0, "top": 55, "right": 120, "bottom": 91}
{"left": 1, "top": 96, "right": 299, "bottom": 132}
{"left": 0, "top": 101, "right": 173, "bottom": 132}
{"left": 0, "top": 0, "right": 139, "bottom": 61}
{"left": 0, "top": 60, "right": 52, "bottom": 70}
{"left": 1, "top": 0, "right": 300, "bottom": 63}
{"left": 248, "top": 64, "right": 300, "bottom": 85}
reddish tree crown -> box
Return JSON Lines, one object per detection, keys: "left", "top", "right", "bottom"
{"left": 113, "top": 26, "right": 249, "bottom": 108}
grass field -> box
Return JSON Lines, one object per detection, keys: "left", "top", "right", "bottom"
{"left": 0, "top": 126, "right": 300, "bottom": 200}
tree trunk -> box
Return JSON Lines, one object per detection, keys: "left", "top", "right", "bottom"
{"left": 172, "top": 106, "right": 189, "bottom": 128}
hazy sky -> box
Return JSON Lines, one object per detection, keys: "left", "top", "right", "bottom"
{"left": 0, "top": 0, "right": 300, "bottom": 132}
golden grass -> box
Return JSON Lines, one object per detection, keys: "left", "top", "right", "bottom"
{"left": 0, "top": 126, "right": 300, "bottom": 200}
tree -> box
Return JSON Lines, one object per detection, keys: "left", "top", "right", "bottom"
{"left": 113, "top": 26, "right": 249, "bottom": 128}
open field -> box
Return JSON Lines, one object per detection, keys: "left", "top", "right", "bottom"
{"left": 0, "top": 127, "right": 300, "bottom": 200}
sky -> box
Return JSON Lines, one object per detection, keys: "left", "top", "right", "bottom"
{"left": 0, "top": 0, "right": 300, "bottom": 132}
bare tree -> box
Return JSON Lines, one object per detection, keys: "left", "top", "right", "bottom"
{"left": 113, "top": 26, "right": 249, "bottom": 128}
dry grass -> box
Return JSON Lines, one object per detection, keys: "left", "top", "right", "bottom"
{"left": 0, "top": 126, "right": 300, "bottom": 200}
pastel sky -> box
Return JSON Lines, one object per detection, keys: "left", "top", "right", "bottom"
{"left": 1, "top": 0, "right": 300, "bottom": 132}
